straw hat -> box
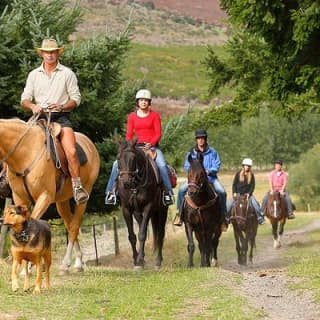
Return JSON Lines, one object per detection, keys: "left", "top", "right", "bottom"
{"left": 36, "top": 38, "right": 64, "bottom": 55}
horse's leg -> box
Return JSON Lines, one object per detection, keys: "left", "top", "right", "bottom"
{"left": 135, "top": 210, "right": 151, "bottom": 268}
{"left": 204, "top": 234, "right": 212, "bottom": 267}
{"left": 151, "top": 207, "right": 168, "bottom": 269}
{"left": 233, "top": 227, "right": 241, "bottom": 265}
{"left": 211, "top": 229, "right": 221, "bottom": 267}
{"left": 123, "top": 208, "right": 138, "bottom": 266}
{"left": 56, "top": 200, "right": 85, "bottom": 272}
{"left": 185, "top": 224, "right": 195, "bottom": 267}
{"left": 243, "top": 233, "right": 248, "bottom": 266}
{"left": 272, "top": 223, "right": 280, "bottom": 248}
{"left": 278, "top": 219, "right": 286, "bottom": 247}
{"left": 198, "top": 234, "right": 206, "bottom": 267}
{"left": 29, "top": 193, "right": 53, "bottom": 219}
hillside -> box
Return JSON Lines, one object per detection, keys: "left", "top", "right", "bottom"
{"left": 72, "top": 0, "right": 228, "bottom": 46}
{"left": 136, "top": 0, "right": 227, "bottom": 25}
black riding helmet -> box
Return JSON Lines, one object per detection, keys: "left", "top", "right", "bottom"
{"left": 195, "top": 129, "right": 207, "bottom": 139}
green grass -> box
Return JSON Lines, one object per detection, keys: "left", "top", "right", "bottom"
{"left": 0, "top": 261, "right": 259, "bottom": 320}
{"left": 124, "top": 43, "right": 225, "bottom": 102}
{"left": 284, "top": 220, "right": 320, "bottom": 302}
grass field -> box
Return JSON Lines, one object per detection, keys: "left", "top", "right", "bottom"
{"left": 124, "top": 43, "right": 224, "bottom": 101}
{"left": 0, "top": 174, "right": 319, "bottom": 319}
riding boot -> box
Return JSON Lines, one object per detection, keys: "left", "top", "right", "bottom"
{"left": 72, "top": 177, "right": 89, "bottom": 205}
{"left": 221, "top": 212, "right": 229, "bottom": 232}
{"left": 287, "top": 212, "right": 296, "bottom": 219}
{"left": 173, "top": 200, "right": 184, "bottom": 227}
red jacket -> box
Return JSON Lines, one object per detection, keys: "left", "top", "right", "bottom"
{"left": 126, "top": 110, "right": 161, "bottom": 147}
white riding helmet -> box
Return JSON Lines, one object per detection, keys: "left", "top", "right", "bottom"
{"left": 135, "top": 89, "right": 152, "bottom": 100}
{"left": 242, "top": 158, "right": 253, "bottom": 166}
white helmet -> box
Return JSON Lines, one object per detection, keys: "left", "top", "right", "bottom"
{"left": 242, "top": 158, "right": 253, "bottom": 166}
{"left": 136, "top": 89, "right": 152, "bottom": 100}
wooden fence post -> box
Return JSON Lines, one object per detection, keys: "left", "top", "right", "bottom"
{"left": 113, "top": 216, "right": 120, "bottom": 256}
{"left": 0, "top": 197, "right": 12, "bottom": 258}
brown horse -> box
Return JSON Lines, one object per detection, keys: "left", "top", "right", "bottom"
{"left": 0, "top": 118, "right": 100, "bottom": 272}
{"left": 181, "top": 154, "right": 222, "bottom": 267}
{"left": 117, "top": 139, "right": 168, "bottom": 269}
{"left": 230, "top": 194, "right": 258, "bottom": 265}
{"left": 264, "top": 191, "right": 287, "bottom": 248}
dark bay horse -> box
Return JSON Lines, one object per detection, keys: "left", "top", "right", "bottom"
{"left": 230, "top": 194, "right": 258, "bottom": 265}
{"left": 117, "top": 139, "right": 168, "bottom": 269}
{"left": 264, "top": 191, "right": 287, "bottom": 248}
{"left": 181, "top": 154, "right": 222, "bottom": 267}
{"left": 0, "top": 118, "right": 100, "bottom": 272}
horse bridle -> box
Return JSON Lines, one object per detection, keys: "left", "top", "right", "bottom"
{"left": 118, "top": 148, "right": 148, "bottom": 189}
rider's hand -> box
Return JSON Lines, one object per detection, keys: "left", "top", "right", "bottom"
{"left": 31, "top": 104, "right": 42, "bottom": 114}
{"left": 48, "top": 103, "right": 62, "bottom": 112}
{"left": 144, "top": 143, "right": 152, "bottom": 150}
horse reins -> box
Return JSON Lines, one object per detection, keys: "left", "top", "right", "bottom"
{"left": 0, "top": 115, "right": 38, "bottom": 164}
{"left": 1, "top": 114, "right": 46, "bottom": 205}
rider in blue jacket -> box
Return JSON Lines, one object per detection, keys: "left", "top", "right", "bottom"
{"left": 173, "top": 129, "right": 228, "bottom": 229}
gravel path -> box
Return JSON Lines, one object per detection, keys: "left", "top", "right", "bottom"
{"left": 223, "top": 219, "right": 320, "bottom": 320}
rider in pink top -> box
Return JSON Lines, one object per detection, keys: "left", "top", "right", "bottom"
{"left": 269, "top": 169, "right": 288, "bottom": 192}
{"left": 261, "top": 160, "right": 295, "bottom": 219}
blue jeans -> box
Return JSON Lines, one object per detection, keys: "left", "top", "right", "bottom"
{"left": 177, "top": 178, "right": 227, "bottom": 214}
{"left": 227, "top": 195, "right": 263, "bottom": 218}
{"left": 105, "top": 147, "right": 173, "bottom": 194}
{"left": 261, "top": 191, "right": 293, "bottom": 214}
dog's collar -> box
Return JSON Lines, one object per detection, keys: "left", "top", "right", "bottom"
{"left": 14, "top": 221, "right": 29, "bottom": 243}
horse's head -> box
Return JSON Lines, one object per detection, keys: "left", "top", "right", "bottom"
{"left": 117, "top": 138, "right": 145, "bottom": 189}
{"left": 187, "top": 153, "right": 207, "bottom": 197}
{"left": 266, "top": 191, "right": 285, "bottom": 220}
{"left": 231, "top": 194, "right": 251, "bottom": 227}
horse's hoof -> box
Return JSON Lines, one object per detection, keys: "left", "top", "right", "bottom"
{"left": 74, "top": 267, "right": 84, "bottom": 273}
{"left": 154, "top": 265, "right": 161, "bottom": 270}
{"left": 58, "top": 268, "right": 70, "bottom": 276}
{"left": 211, "top": 259, "right": 218, "bottom": 267}
{"left": 133, "top": 265, "right": 144, "bottom": 271}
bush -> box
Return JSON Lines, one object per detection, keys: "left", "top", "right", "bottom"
{"left": 288, "top": 144, "right": 320, "bottom": 211}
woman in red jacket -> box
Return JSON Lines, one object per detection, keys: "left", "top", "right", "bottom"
{"left": 105, "top": 89, "right": 174, "bottom": 206}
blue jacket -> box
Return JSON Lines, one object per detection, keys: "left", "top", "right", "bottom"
{"left": 184, "top": 145, "right": 221, "bottom": 184}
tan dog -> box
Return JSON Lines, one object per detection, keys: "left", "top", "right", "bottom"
{"left": 3, "top": 204, "right": 51, "bottom": 294}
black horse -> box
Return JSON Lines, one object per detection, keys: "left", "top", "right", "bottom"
{"left": 230, "top": 194, "right": 258, "bottom": 265}
{"left": 264, "top": 191, "right": 287, "bottom": 249}
{"left": 117, "top": 139, "right": 168, "bottom": 269}
{"left": 181, "top": 154, "right": 222, "bottom": 267}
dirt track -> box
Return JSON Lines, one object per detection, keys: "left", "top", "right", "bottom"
{"left": 223, "top": 219, "right": 320, "bottom": 320}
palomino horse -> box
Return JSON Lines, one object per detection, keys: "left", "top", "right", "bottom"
{"left": 117, "top": 139, "right": 168, "bottom": 269}
{"left": 264, "top": 191, "right": 287, "bottom": 248}
{"left": 230, "top": 194, "right": 258, "bottom": 265}
{"left": 0, "top": 118, "right": 100, "bottom": 272}
{"left": 181, "top": 154, "right": 222, "bottom": 267}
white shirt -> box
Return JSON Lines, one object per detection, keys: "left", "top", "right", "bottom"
{"left": 21, "top": 62, "right": 81, "bottom": 108}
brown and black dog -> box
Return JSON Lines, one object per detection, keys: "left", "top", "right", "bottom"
{"left": 3, "top": 204, "right": 51, "bottom": 294}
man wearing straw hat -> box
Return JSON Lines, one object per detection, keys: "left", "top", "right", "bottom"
{"left": 21, "top": 38, "right": 89, "bottom": 204}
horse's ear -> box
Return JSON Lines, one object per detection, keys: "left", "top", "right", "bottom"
{"left": 188, "top": 153, "right": 193, "bottom": 163}
{"left": 113, "top": 136, "right": 121, "bottom": 147}
{"left": 132, "top": 136, "right": 138, "bottom": 145}
{"left": 198, "top": 153, "right": 204, "bottom": 164}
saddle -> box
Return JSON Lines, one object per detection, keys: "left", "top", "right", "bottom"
{"left": 37, "top": 119, "right": 88, "bottom": 194}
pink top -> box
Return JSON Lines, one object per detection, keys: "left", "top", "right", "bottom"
{"left": 269, "top": 170, "right": 288, "bottom": 191}
{"left": 126, "top": 110, "right": 161, "bottom": 147}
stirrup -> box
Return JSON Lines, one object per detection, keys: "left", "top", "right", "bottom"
{"left": 73, "top": 185, "right": 89, "bottom": 204}
{"left": 173, "top": 213, "right": 183, "bottom": 227}
{"left": 163, "top": 192, "right": 174, "bottom": 206}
